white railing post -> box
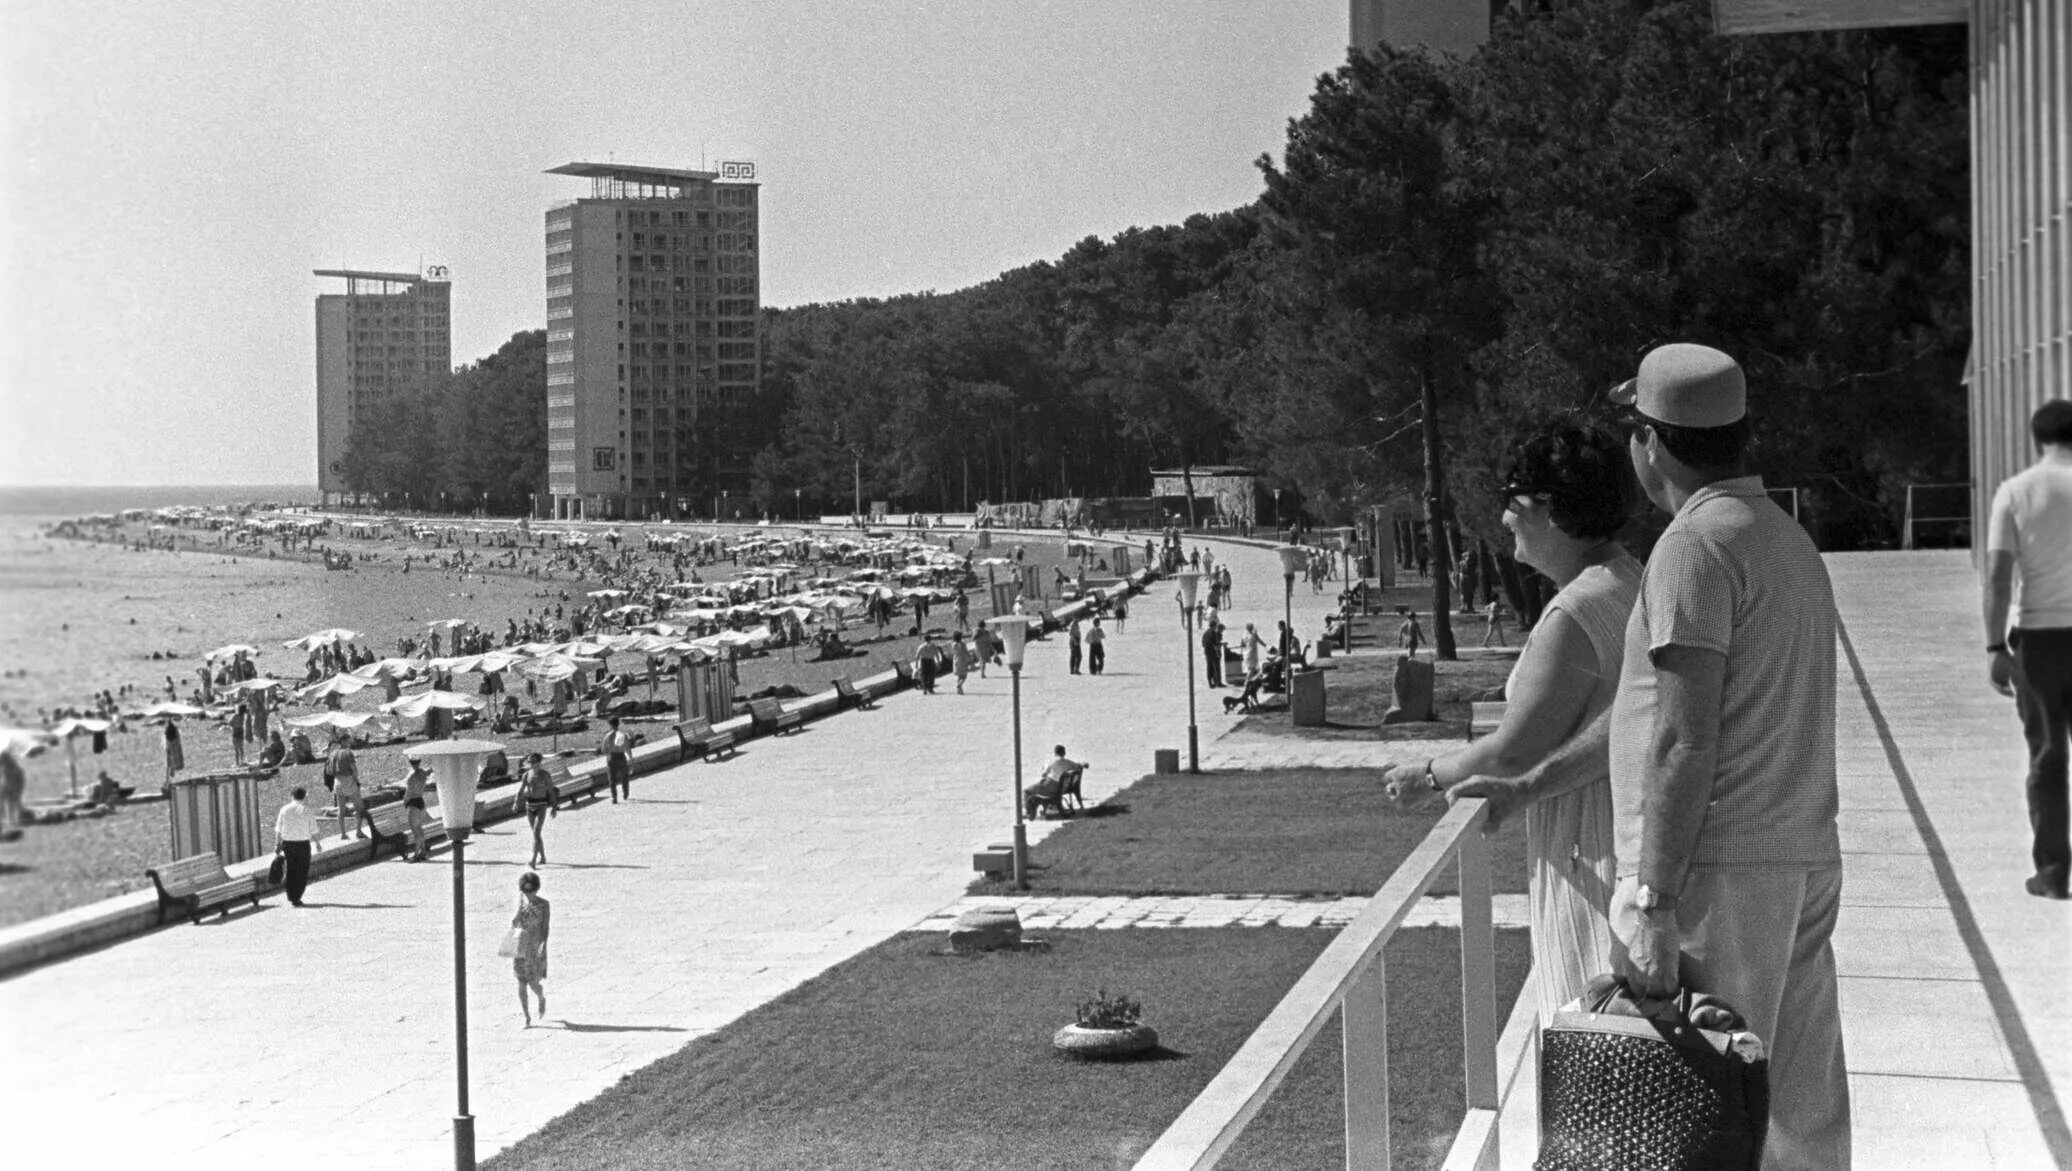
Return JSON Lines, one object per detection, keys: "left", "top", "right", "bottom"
{"left": 1343, "top": 955, "right": 1392, "bottom": 1170}
{"left": 1457, "top": 823, "right": 1499, "bottom": 1168}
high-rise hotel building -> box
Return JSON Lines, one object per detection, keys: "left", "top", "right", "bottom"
{"left": 543, "top": 162, "right": 762, "bottom": 521}
{"left": 313, "top": 268, "right": 452, "bottom": 503}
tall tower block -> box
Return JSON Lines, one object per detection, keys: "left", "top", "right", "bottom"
{"left": 543, "top": 162, "right": 762, "bottom": 521}
{"left": 313, "top": 268, "right": 452, "bottom": 503}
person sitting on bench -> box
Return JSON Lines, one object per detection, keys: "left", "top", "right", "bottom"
{"left": 1025, "top": 745, "right": 1085, "bottom": 819}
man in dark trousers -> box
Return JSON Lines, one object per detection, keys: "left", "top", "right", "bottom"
{"left": 273, "top": 787, "right": 321, "bottom": 907}
{"left": 602, "top": 716, "right": 635, "bottom": 803}
{"left": 1984, "top": 398, "right": 2072, "bottom": 900}
{"left": 1202, "top": 619, "right": 1225, "bottom": 688}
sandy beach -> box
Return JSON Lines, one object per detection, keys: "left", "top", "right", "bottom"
{"left": 0, "top": 507, "right": 1120, "bottom": 925}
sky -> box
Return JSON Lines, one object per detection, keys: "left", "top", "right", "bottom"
{"left": 0, "top": 0, "right": 1351, "bottom": 487}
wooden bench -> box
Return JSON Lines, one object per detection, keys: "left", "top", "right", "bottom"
{"left": 361, "top": 798, "right": 449, "bottom": 859}
{"left": 146, "top": 850, "right": 264, "bottom": 925}
{"left": 540, "top": 756, "right": 605, "bottom": 806}
{"left": 746, "top": 696, "right": 803, "bottom": 736}
{"left": 674, "top": 716, "right": 738, "bottom": 762}
{"left": 832, "top": 676, "right": 876, "bottom": 711}
{"left": 1023, "top": 765, "right": 1085, "bottom": 820}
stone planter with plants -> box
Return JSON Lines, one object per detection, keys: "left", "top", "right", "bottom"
{"left": 1053, "top": 988, "right": 1157, "bottom": 1059}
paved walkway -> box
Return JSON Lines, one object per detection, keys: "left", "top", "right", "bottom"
{"left": 0, "top": 536, "right": 1365, "bottom": 1169}
{"left": 4, "top": 545, "right": 2068, "bottom": 1169}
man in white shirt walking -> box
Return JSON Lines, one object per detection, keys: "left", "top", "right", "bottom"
{"left": 1983, "top": 399, "right": 2072, "bottom": 900}
{"left": 273, "top": 786, "right": 322, "bottom": 907}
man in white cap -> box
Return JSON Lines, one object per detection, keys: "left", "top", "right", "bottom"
{"left": 1604, "top": 343, "right": 1848, "bottom": 1167}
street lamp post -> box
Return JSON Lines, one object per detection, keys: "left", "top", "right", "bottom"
{"left": 405, "top": 737, "right": 505, "bottom": 1171}
{"left": 1175, "top": 572, "right": 1202, "bottom": 773}
{"left": 794, "top": 488, "right": 802, "bottom": 522}
{"left": 1276, "top": 545, "right": 1306, "bottom": 661}
{"left": 989, "top": 616, "right": 1033, "bottom": 888}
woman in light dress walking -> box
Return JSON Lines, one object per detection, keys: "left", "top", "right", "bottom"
{"left": 511, "top": 871, "right": 553, "bottom": 1027}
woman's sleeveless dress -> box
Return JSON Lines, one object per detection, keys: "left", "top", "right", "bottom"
{"left": 1515, "top": 556, "right": 1639, "bottom": 1022}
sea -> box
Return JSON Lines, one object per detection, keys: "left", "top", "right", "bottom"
{"left": 0, "top": 484, "right": 588, "bottom": 795}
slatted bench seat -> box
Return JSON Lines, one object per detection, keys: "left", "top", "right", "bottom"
{"left": 366, "top": 799, "right": 449, "bottom": 860}
{"left": 540, "top": 756, "right": 604, "bottom": 806}
{"left": 746, "top": 696, "right": 803, "bottom": 736}
{"left": 146, "top": 850, "right": 264, "bottom": 925}
{"left": 674, "top": 716, "right": 738, "bottom": 761}
{"left": 832, "top": 676, "right": 876, "bottom": 711}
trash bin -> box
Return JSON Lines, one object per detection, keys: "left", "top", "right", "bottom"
{"left": 1154, "top": 748, "right": 1181, "bottom": 774}
{"left": 1291, "top": 668, "right": 1327, "bottom": 726}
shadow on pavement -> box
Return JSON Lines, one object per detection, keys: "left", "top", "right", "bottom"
{"left": 551, "top": 1021, "right": 688, "bottom": 1034}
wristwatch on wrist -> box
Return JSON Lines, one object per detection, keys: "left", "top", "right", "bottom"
{"left": 1635, "top": 883, "right": 1679, "bottom": 914}
{"left": 1423, "top": 759, "right": 1440, "bottom": 792}
{"left": 1987, "top": 643, "right": 2008, "bottom": 655}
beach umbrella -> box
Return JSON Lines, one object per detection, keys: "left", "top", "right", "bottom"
{"left": 297, "top": 674, "right": 375, "bottom": 701}
{"left": 380, "top": 689, "right": 484, "bottom": 721}
{"left": 47, "top": 717, "right": 112, "bottom": 799}
{"left": 426, "top": 618, "right": 471, "bottom": 631}
{"left": 349, "top": 657, "right": 418, "bottom": 680}
{"left": 285, "top": 710, "right": 395, "bottom": 732}
{"left": 226, "top": 677, "right": 287, "bottom": 694}
{"left": 203, "top": 644, "right": 259, "bottom": 661}
{"left": 283, "top": 628, "right": 359, "bottom": 650}
{"left": 586, "top": 588, "right": 628, "bottom": 599}
{"left": 141, "top": 701, "right": 206, "bottom": 720}
{"left": 1, "top": 727, "right": 58, "bottom": 757}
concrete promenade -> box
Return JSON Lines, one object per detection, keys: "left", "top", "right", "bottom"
{"left": 3, "top": 544, "right": 2068, "bottom": 1169}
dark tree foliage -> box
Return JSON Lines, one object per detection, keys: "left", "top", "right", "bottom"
{"left": 337, "top": 329, "right": 545, "bottom": 513}
{"left": 385, "top": 3, "right": 1969, "bottom": 552}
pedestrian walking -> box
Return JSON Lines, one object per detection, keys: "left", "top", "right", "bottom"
{"left": 1068, "top": 619, "right": 1083, "bottom": 675}
{"left": 162, "top": 719, "right": 184, "bottom": 788}
{"left": 1113, "top": 594, "right": 1127, "bottom": 634}
{"left": 951, "top": 633, "right": 975, "bottom": 694}
{"left": 1087, "top": 617, "right": 1107, "bottom": 675}
{"left": 519, "top": 754, "right": 558, "bottom": 866}
{"left": 1241, "top": 622, "right": 1263, "bottom": 678}
{"left": 273, "top": 786, "right": 321, "bottom": 907}
{"left": 1983, "top": 398, "right": 2072, "bottom": 900}
{"left": 1603, "top": 343, "right": 1850, "bottom": 1164}
{"left": 508, "top": 872, "right": 552, "bottom": 1027}
{"left": 1396, "top": 608, "right": 1423, "bottom": 657}
{"left": 971, "top": 623, "right": 993, "bottom": 678}
{"left": 1482, "top": 598, "right": 1509, "bottom": 648}
{"left": 325, "top": 734, "right": 372, "bottom": 840}
{"left": 913, "top": 635, "right": 939, "bottom": 694}
{"left": 229, "top": 705, "right": 247, "bottom": 766}
{"left": 399, "top": 758, "right": 433, "bottom": 862}
{"left": 601, "top": 717, "right": 634, "bottom": 803}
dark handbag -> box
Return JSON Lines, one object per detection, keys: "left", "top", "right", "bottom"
{"left": 1536, "top": 974, "right": 1769, "bottom": 1171}
{"left": 267, "top": 850, "right": 287, "bottom": 885}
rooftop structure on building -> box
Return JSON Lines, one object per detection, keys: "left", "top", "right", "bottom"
{"left": 313, "top": 266, "right": 452, "bottom": 502}
{"left": 543, "top": 160, "right": 762, "bottom": 522}
{"left": 1349, "top": 0, "right": 1499, "bottom": 57}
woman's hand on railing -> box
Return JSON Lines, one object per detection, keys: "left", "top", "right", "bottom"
{"left": 1445, "top": 775, "right": 1528, "bottom": 830}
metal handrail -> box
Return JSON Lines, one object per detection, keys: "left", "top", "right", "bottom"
{"left": 1136, "top": 798, "right": 1504, "bottom": 1170}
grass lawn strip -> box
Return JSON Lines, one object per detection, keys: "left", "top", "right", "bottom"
{"left": 486, "top": 926, "right": 1529, "bottom": 1171}
{"left": 985, "top": 767, "right": 1529, "bottom": 899}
